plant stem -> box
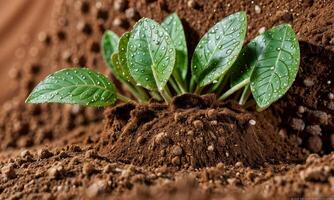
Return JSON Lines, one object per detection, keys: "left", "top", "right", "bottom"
{"left": 172, "top": 72, "right": 187, "bottom": 94}
{"left": 219, "top": 79, "right": 250, "bottom": 101}
{"left": 189, "top": 77, "right": 196, "bottom": 93}
{"left": 169, "top": 78, "right": 182, "bottom": 95}
{"left": 122, "top": 81, "right": 148, "bottom": 103}
{"left": 194, "top": 86, "right": 203, "bottom": 95}
{"left": 135, "top": 85, "right": 151, "bottom": 102}
{"left": 239, "top": 84, "right": 251, "bottom": 105}
{"left": 160, "top": 86, "right": 172, "bottom": 103}
{"left": 117, "top": 93, "right": 137, "bottom": 104}
{"left": 150, "top": 91, "right": 162, "bottom": 101}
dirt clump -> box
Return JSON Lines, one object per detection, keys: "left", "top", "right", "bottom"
{"left": 101, "top": 94, "right": 305, "bottom": 168}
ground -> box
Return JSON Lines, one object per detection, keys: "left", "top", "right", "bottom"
{"left": 0, "top": 0, "right": 333, "bottom": 199}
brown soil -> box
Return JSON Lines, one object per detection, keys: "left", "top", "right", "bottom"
{"left": 102, "top": 94, "right": 305, "bottom": 168}
{"left": 0, "top": 0, "right": 334, "bottom": 199}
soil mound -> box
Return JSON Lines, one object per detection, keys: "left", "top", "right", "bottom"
{"left": 101, "top": 94, "right": 305, "bottom": 168}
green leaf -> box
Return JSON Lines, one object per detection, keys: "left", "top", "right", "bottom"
{"left": 162, "top": 13, "right": 188, "bottom": 80}
{"left": 230, "top": 34, "right": 267, "bottom": 87}
{"left": 101, "top": 31, "right": 120, "bottom": 71}
{"left": 191, "top": 11, "right": 247, "bottom": 87}
{"left": 118, "top": 32, "right": 135, "bottom": 83}
{"left": 250, "top": 24, "right": 300, "bottom": 108}
{"left": 26, "top": 68, "right": 118, "bottom": 107}
{"left": 111, "top": 52, "right": 129, "bottom": 82}
{"left": 127, "top": 18, "right": 176, "bottom": 91}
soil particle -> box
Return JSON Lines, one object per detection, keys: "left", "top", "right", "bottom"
{"left": 307, "top": 110, "right": 329, "bottom": 125}
{"left": 86, "top": 180, "right": 107, "bottom": 198}
{"left": 171, "top": 145, "right": 183, "bottom": 156}
{"left": 192, "top": 119, "right": 204, "bottom": 129}
{"left": 112, "top": 17, "right": 128, "bottom": 28}
{"left": 38, "top": 148, "right": 54, "bottom": 159}
{"left": 1, "top": 163, "right": 16, "bottom": 179}
{"left": 307, "top": 135, "right": 323, "bottom": 153}
{"left": 125, "top": 8, "right": 140, "bottom": 20}
{"left": 300, "top": 165, "right": 332, "bottom": 182}
{"left": 48, "top": 165, "right": 64, "bottom": 179}
{"left": 82, "top": 162, "right": 96, "bottom": 176}
{"left": 290, "top": 118, "right": 305, "bottom": 131}
{"left": 305, "top": 125, "right": 322, "bottom": 136}
{"left": 114, "top": 0, "right": 128, "bottom": 12}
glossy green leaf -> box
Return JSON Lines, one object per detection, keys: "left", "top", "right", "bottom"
{"left": 162, "top": 13, "right": 188, "bottom": 80}
{"left": 250, "top": 24, "right": 300, "bottom": 108}
{"left": 101, "top": 31, "right": 120, "bottom": 71}
{"left": 111, "top": 52, "right": 129, "bottom": 82}
{"left": 26, "top": 68, "right": 117, "bottom": 107}
{"left": 191, "top": 11, "right": 247, "bottom": 87}
{"left": 118, "top": 32, "right": 135, "bottom": 83}
{"left": 230, "top": 34, "right": 267, "bottom": 87}
{"left": 127, "top": 18, "right": 176, "bottom": 91}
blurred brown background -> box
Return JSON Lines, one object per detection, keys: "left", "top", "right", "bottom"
{"left": 0, "top": 0, "right": 55, "bottom": 103}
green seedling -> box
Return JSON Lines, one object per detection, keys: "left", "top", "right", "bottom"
{"left": 26, "top": 11, "right": 300, "bottom": 111}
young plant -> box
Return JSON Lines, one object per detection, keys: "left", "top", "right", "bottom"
{"left": 26, "top": 11, "right": 300, "bottom": 112}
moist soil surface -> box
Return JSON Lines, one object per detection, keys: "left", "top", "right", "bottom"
{"left": 0, "top": 0, "right": 334, "bottom": 199}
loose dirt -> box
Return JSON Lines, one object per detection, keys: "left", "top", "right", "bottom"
{"left": 0, "top": 0, "right": 333, "bottom": 199}
{"left": 102, "top": 94, "right": 305, "bottom": 168}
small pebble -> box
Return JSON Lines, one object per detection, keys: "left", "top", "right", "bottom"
{"left": 20, "top": 150, "right": 33, "bottom": 159}
{"left": 298, "top": 106, "right": 306, "bottom": 114}
{"left": 48, "top": 165, "right": 64, "bottom": 179}
{"left": 171, "top": 156, "right": 181, "bottom": 166}
{"left": 303, "top": 78, "right": 314, "bottom": 87}
{"left": 193, "top": 120, "right": 204, "bottom": 129}
{"left": 187, "top": 0, "right": 198, "bottom": 8}
{"left": 210, "top": 120, "right": 218, "bottom": 126}
{"left": 187, "top": 130, "right": 194, "bottom": 136}
{"left": 38, "top": 148, "right": 54, "bottom": 159}
{"left": 306, "top": 154, "right": 320, "bottom": 164}
{"left": 258, "top": 27, "right": 266, "bottom": 34}
{"left": 2, "top": 164, "right": 16, "bottom": 179}
{"left": 307, "top": 110, "right": 329, "bottom": 125}
{"left": 206, "top": 109, "right": 216, "bottom": 119}
{"left": 249, "top": 119, "right": 256, "bottom": 125}
{"left": 86, "top": 180, "right": 107, "bottom": 198}
{"left": 290, "top": 118, "right": 305, "bottom": 131}
{"left": 254, "top": 5, "right": 261, "bottom": 14}
{"left": 301, "top": 166, "right": 331, "bottom": 182}
{"left": 207, "top": 145, "right": 214, "bottom": 151}
{"left": 307, "top": 135, "right": 322, "bottom": 153}
{"left": 85, "top": 149, "right": 98, "bottom": 159}
{"left": 171, "top": 145, "right": 183, "bottom": 156}
{"left": 328, "top": 93, "right": 334, "bottom": 100}
{"left": 235, "top": 161, "right": 243, "bottom": 167}
{"left": 59, "top": 151, "right": 69, "bottom": 159}
{"left": 278, "top": 129, "right": 288, "bottom": 139}
{"left": 125, "top": 8, "right": 140, "bottom": 20}
{"left": 113, "top": 0, "right": 127, "bottom": 11}
{"left": 83, "top": 163, "right": 96, "bottom": 176}
{"left": 136, "top": 136, "right": 145, "bottom": 144}
{"left": 112, "top": 17, "right": 127, "bottom": 28}
{"left": 305, "top": 125, "right": 322, "bottom": 136}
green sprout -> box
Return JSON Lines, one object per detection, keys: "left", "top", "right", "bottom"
{"left": 26, "top": 11, "right": 300, "bottom": 111}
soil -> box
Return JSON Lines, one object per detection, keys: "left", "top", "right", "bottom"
{"left": 102, "top": 94, "right": 305, "bottom": 168}
{"left": 0, "top": 0, "right": 334, "bottom": 199}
